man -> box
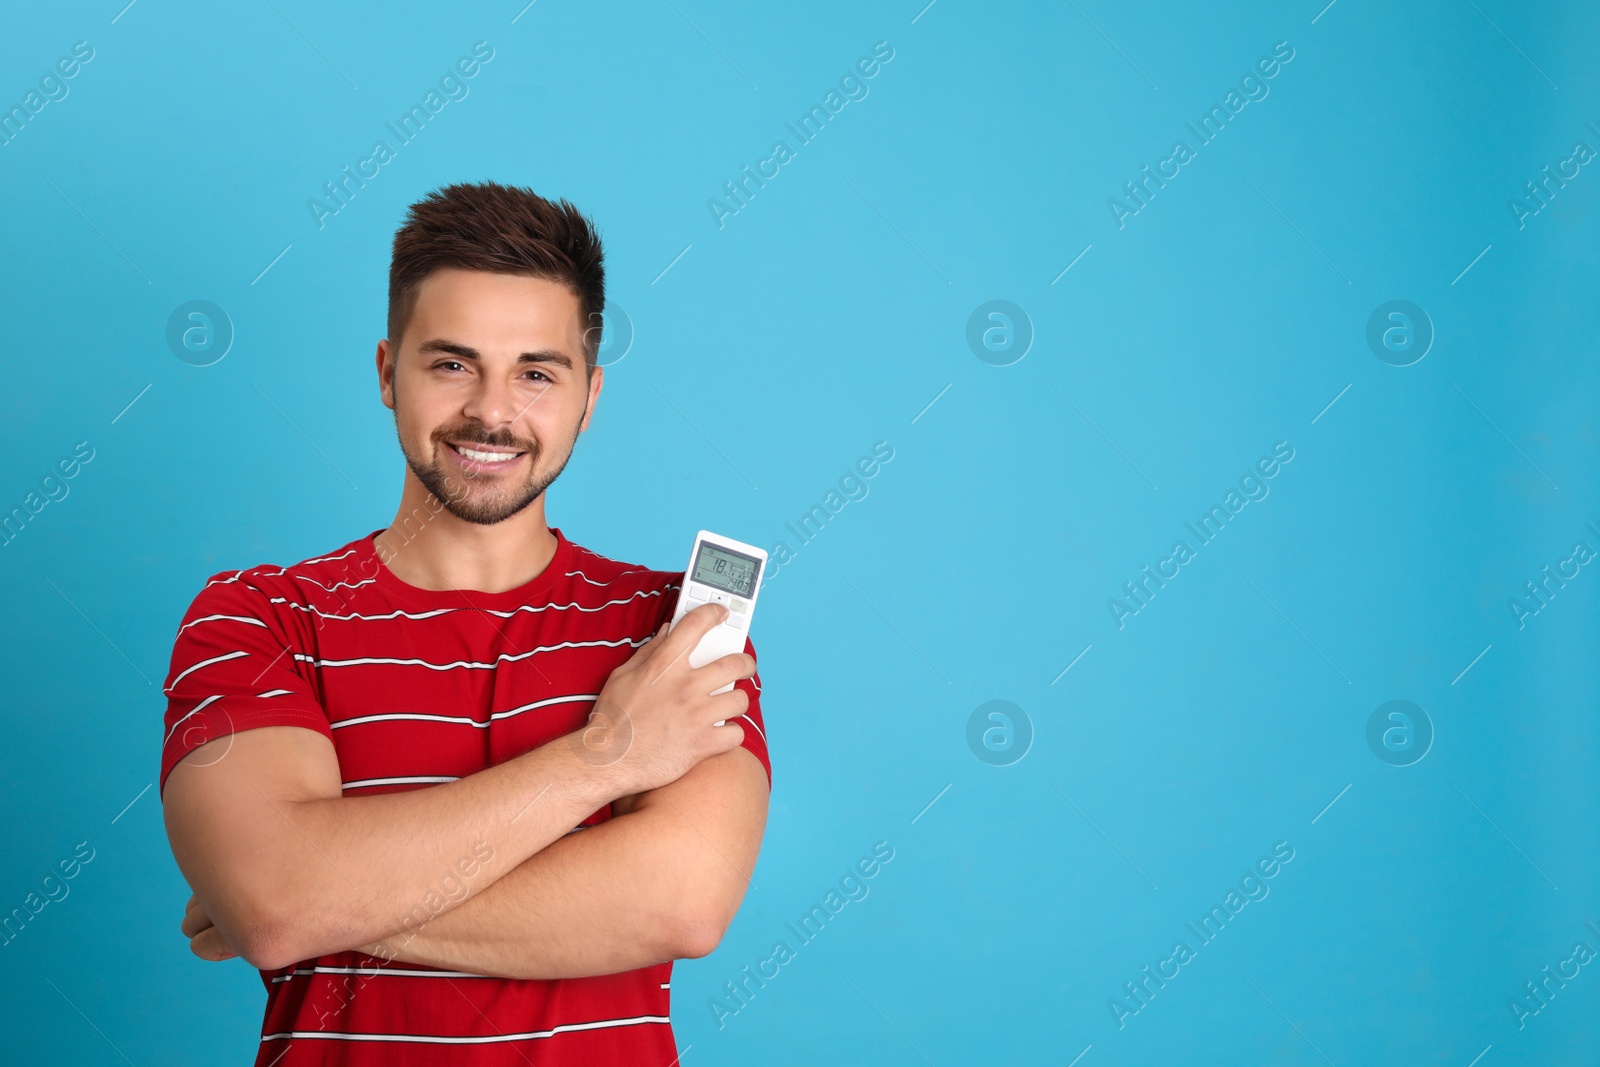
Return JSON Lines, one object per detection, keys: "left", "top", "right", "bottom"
{"left": 160, "top": 180, "right": 771, "bottom": 1065}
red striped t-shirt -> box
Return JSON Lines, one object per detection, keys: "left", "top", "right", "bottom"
{"left": 158, "top": 526, "right": 770, "bottom": 1066}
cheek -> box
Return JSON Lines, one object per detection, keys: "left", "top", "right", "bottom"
{"left": 391, "top": 398, "right": 423, "bottom": 442}
{"left": 518, "top": 418, "right": 555, "bottom": 454}
{"left": 522, "top": 401, "right": 577, "bottom": 445}
{"left": 394, "top": 379, "right": 451, "bottom": 441}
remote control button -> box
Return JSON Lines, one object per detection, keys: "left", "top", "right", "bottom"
{"left": 729, "top": 599, "right": 748, "bottom": 613}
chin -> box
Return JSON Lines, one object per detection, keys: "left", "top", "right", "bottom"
{"left": 445, "top": 485, "right": 546, "bottom": 526}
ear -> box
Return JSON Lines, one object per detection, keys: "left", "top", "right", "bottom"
{"left": 377, "top": 340, "right": 396, "bottom": 410}
{"left": 578, "top": 364, "right": 603, "bottom": 433}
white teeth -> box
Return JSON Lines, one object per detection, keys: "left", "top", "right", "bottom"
{"left": 458, "top": 445, "right": 519, "bottom": 463}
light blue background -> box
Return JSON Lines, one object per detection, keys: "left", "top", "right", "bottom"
{"left": 2, "top": 1, "right": 1597, "bottom": 1063}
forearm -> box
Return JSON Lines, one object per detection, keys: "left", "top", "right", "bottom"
{"left": 249, "top": 737, "right": 621, "bottom": 969}
{"left": 362, "top": 748, "right": 769, "bottom": 980}
{"left": 360, "top": 806, "right": 690, "bottom": 978}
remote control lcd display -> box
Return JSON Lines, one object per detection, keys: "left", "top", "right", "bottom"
{"left": 692, "top": 543, "right": 761, "bottom": 597}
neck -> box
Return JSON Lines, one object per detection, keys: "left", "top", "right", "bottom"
{"left": 374, "top": 470, "right": 557, "bottom": 593}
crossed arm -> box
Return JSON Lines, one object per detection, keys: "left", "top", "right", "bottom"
{"left": 357, "top": 744, "right": 768, "bottom": 979}
{"left": 176, "top": 730, "right": 769, "bottom": 979}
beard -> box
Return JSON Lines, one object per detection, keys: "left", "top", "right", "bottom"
{"left": 398, "top": 416, "right": 580, "bottom": 526}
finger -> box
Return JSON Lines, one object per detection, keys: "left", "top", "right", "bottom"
{"left": 646, "top": 601, "right": 729, "bottom": 679}
{"left": 189, "top": 926, "right": 220, "bottom": 960}
{"left": 696, "top": 652, "right": 756, "bottom": 694}
{"left": 181, "top": 908, "right": 214, "bottom": 938}
{"left": 715, "top": 683, "right": 752, "bottom": 716}
{"left": 191, "top": 927, "right": 237, "bottom": 962}
{"left": 710, "top": 717, "right": 747, "bottom": 751}
{"left": 712, "top": 650, "right": 757, "bottom": 678}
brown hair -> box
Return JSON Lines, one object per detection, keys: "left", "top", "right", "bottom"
{"left": 388, "top": 181, "right": 606, "bottom": 370}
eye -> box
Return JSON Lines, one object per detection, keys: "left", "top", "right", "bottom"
{"left": 524, "top": 370, "right": 552, "bottom": 383}
{"left": 433, "top": 360, "right": 467, "bottom": 373}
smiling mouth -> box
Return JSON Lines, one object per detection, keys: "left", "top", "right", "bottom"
{"left": 447, "top": 441, "right": 527, "bottom": 466}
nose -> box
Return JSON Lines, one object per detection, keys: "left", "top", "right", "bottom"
{"left": 460, "top": 371, "right": 517, "bottom": 432}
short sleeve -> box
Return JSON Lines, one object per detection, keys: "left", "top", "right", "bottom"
{"left": 159, "top": 572, "right": 333, "bottom": 799}
{"left": 732, "top": 634, "right": 770, "bottom": 790}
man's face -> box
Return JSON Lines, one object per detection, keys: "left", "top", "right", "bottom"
{"left": 378, "top": 268, "right": 603, "bottom": 525}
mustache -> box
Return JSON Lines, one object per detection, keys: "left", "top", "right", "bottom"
{"left": 433, "top": 425, "right": 535, "bottom": 452}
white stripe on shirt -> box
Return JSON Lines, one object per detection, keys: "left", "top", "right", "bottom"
{"left": 265, "top": 587, "right": 669, "bottom": 624}
{"left": 162, "top": 694, "right": 224, "bottom": 745}
{"left": 295, "top": 636, "right": 647, "bottom": 672}
{"left": 331, "top": 694, "right": 597, "bottom": 731}
{"left": 179, "top": 613, "right": 270, "bottom": 634}
{"left": 301, "top": 547, "right": 359, "bottom": 566}
{"left": 734, "top": 713, "right": 766, "bottom": 744}
{"left": 261, "top": 1014, "right": 671, "bottom": 1045}
{"left": 271, "top": 965, "right": 495, "bottom": 983}
{"left": 292, "top": 573, "right": 378, "bottom": 595}
{"left": 565, "top": 565, "right": 653, "bottom": 587}
{"left": 341, "top": 775, "right": 461, "bottom": 790}
{"left": 166, "top": 650, "right": 249, "bottom": 693}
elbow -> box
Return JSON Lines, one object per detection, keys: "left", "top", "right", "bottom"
{"left": 233, "top": 910, "right": 307, "bottom": 971}
{"left": 674, "top": 905, "right": 736, "bottom": 960}
{"left": 239, "top": 935, "right": 295, "bottom": 972}
{"left": 187, "top": 890, "right": 290, "bottom": 971}
{"left": 232, "top": 861, "right": 379, "bottom": 970}
{"left": 675, "top": 919, "right": 724, "bottom": 960}
{"left": 231, "top": 895, "right": 344, "bottom": 972}
{"left": 672, "top": 880, "right": 751, "bottom": 960}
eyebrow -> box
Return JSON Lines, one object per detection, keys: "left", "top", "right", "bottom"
{"left": 416, "top": 338, "right": 575, "bottom": 371}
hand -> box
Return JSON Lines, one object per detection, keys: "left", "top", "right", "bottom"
{"left": 578, "top": 602, "right": 755, "bottom": 797}
{"left": 181, "top": 892, "right": 239, "bottom": 962}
